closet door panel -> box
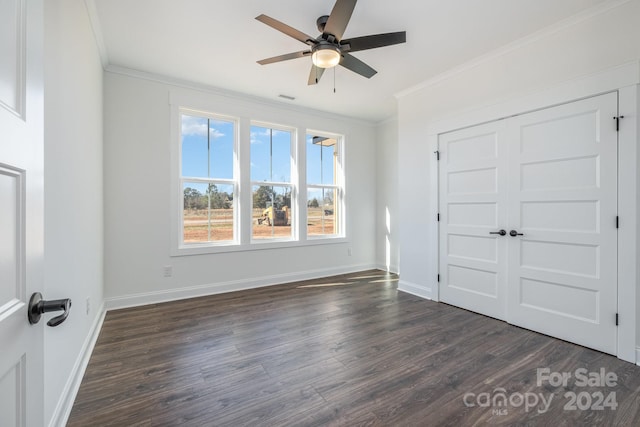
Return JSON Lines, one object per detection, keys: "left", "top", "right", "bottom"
{"left": 438, "top": 120, "right": 509, "bottom": 320}
{"left": 506, "top": 92, "right": 618, "bottom": 355}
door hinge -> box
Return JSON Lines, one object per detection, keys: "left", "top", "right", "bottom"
{"left": 437, "top": 213, "right": 440, "bottom": 222}
{"left": 614, "top": 115, "right": 625, "bottom": 132}
{"left": 437, "top": 274, "right": 440, "bottom": 283}
{"left": 615, "top": 313, "right": 619, "bottom": 326}
{"left": 616, "top": 216, "right": 619, "bottom": 229}
{"left": 434, "top": 150, "right": 440, "bottom": 161}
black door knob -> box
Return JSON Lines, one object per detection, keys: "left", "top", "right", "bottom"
{"left": 489, "top": 229, "right": 507, "bottom": 236}
{"left": 28, "top": 292, "right": 72, "bottom": 327}
{"left": 509, "top": 230, "right": 524, "bottom": 237}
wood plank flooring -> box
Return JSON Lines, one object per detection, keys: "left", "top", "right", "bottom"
{"left": 68, "top": 270, "right": 640, "bottom": 426}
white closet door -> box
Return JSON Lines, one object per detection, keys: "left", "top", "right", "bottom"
{"left": 438, "top": 120, "right": 509, "bottom": 320}
{"left": 506, "top": 92, "right": 618, "bottom": 355}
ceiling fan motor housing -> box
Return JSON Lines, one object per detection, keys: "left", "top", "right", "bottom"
{"left": 316, "top": 15, "right": 330, "bottom": 33}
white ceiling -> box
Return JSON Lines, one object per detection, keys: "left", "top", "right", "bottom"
{"left": 91, "top": 0, "right": 610, "bottom": 122}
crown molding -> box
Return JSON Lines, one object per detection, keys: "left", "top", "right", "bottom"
{"left": 104, "top": 64, "right": 378, "bottom": 127}
{"left": 84, "top": 0, "right": 109, "bottom": 68}
{"left": 395, "top": 0, "right": 632, "bottom": 99}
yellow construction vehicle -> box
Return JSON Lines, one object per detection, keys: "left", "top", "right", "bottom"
{"left": 257, "top": 206, "right": 289, "bottom": 226}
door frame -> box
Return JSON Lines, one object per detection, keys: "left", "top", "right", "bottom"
{"left": 425, "top": 62, "right": 639, "bottom": 363}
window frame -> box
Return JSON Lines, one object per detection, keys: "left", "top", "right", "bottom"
{"left": 250, "top": 121, "right": 297, "bottom": 244}
{"left": 177, "top": 108, "right": 239, "bottom": 250}
{"left": 170, "top": 100, "right": 348, "bottom": 257}
{"left": 305, "top": 130, "right": 345, "bottom": 240}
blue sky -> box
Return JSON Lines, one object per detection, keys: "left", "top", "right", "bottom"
{"left": 181, "top": 114, "right": 335, "bottom": 195}
{"left": 306, "top": 135, "right": 335, "bottom": 185}
{"left": 181, "top": 115, "right": 234, "bottom": 179}
{"left": 250, "top": 126, "right": 291, "bottom": 182}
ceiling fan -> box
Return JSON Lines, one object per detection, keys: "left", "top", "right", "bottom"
{"left": 255, "top": 0, "right": 406, "bottom": 85}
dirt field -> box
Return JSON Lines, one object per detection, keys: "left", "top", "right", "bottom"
{"left": 183, "top": 208, "right": 335, "bottom": 243}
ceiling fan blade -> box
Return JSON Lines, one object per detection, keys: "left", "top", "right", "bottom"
{"left": 324, "top": 0, "right": 357, "bottom": 41}
{"left": 256, "top": 14, "right": 316, "bottom": 45}
{"left": 257, "top": 50, "right": 311, "bottom": 65}
{"left": 308, "top": 65, "right": 326, "bottom": 85}
{"left": 339, "top": 53, "right": 377, "bottom": 78}
{"left": 341, "top": 31, "right": 406, "bottom": 53}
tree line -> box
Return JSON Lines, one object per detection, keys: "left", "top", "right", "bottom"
{"left": 183, "top": 184, "right": 232, "bottom": 210}
{"left": 184, "top": 185, "right": 333, "bottom": 210}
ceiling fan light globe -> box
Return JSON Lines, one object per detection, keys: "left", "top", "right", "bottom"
{"left": 311, "top": 46, "right": 341, "bottom": 68}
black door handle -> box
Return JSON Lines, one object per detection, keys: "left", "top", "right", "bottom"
{"left": 509, "top": 230, "right": 524, "bottom": 237}
{"left": 27, "top": 292, "right": 72, "bottom": 327}
{"left": 489, "top": 229, "right": 507, "bottom": 236}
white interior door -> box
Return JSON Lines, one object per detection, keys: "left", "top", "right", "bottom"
{"left": 438, "top": 120, "right": 509, "bottom": 320}
{"left": 506, "top": 92, "right": 618, "bottom": 355}
{"left": 438, "top": 92, "right": 618, "bottom": 355}
{"left": 0, "top": 1, "right": 45, "bottom": 426}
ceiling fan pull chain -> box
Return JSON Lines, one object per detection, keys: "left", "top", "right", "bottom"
{"left": 333, "top": 66, "right": 336, "bottom": 93}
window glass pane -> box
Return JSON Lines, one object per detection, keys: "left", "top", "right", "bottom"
{"left": 252, "top": 185, "right": 292, "bottom": 240}
{"left": 210, "top": 119, "right": 234, "bottom": 179}
{"left": 181, "top": 115, "right": 208, "bottom": 178}
{"left": 251, "top": 126, "right": 291, "bottom": 182}
{"left": 321, "top": 144, "right": 336, "bottom": 185}
{"left": 181, "top": 114, "right": 234, "bottom": 179}
{"left": 308, "top": 187, "right": 337, "bottom": 236}
{"left": 183, "top": 182, "right": 234, "bottom": 243}
{"left": 306, "top": 134, "right": 336, "bottom": 185}
{"left": 272, "top": 129, "right": 291, "bottom": 182}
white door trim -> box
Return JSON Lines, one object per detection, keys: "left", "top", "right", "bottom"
{"left": 616, "top": 84, "right": 638, "bottom": 363}
{"left": 424, "top": 62, "right": 638, "bottom": 363}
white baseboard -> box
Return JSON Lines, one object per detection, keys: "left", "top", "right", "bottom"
{"left": 398, "top": 280, "right": 433, "bottom": 300}
{"left": 105, "top": 263, "right": 378, "bottom": 311}
{"left": 49, "top": 302, "right": 106, "bottom": 427}
{"left": 636, "top": 347, "right": 640, "bottom": 366}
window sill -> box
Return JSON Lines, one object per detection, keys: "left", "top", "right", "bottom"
{"left": 171, "top": 236, "right": 348, "bottom": 257}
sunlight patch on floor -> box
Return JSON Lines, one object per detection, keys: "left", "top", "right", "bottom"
{"left": 348, "top": 274, "right": 388, "bottom": 280}
{"left": 369, "top": 278, "right": 399, "bottom": 284}
{"left": 297, "top": 282, "right": 352, "bottom": 288}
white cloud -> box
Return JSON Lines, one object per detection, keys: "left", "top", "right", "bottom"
{"left": 209, "top": 128, "right": 224, "bottom": 139}
{"left": 250, "top": 131, "right": 263, "bottom": 145}
{"left": 182, "top": 115, "right": 225, "bottom": 139}
{"left": 182, "top": 116, "right": 207, "bottom": 136}
{"left": 250, "top": 128, "right": 287, "bottom": 144}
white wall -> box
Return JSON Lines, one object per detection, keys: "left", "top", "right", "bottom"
{"left": 43, "top": 0, "right": 104, "bottom": 425}
{"left": 396, "top": 0, "right": 640, "bottom": 354}
{"left": 375, "top": 119, "right": 399, "bottom": 273}
{"left": 103, "top": 70, "right": 377, "bottom": 305}
{"left": 396, "top": 109, "right": 436, "bottom": 299}
{"left": 399, "top": 0, "right": 640, "bottom": 123}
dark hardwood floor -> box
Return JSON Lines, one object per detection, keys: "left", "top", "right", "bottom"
{"left": 68, "top": 270, "right": 640, "bottom": 426}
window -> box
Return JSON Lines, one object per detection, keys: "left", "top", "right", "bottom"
{"left": 180, "top": 111, "right": 237, "bottom": 245}
{"left": 251, "top": 124, "right": 294, "bottom": 241}
{"left": 173, "top": 102, "right": 346, "bottom": 255}
{"left": 306, "top": 133, "right": 343, "bottom": 237}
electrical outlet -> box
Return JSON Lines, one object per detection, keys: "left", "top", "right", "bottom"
{"left": 163, "top": 265, "right": 173, "bottom": 277}
{"left": 348, "top": 248, "right": 352, "bottom": 256}
{"left": 86, "top": 297, "right": 90, "bottom": 315}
